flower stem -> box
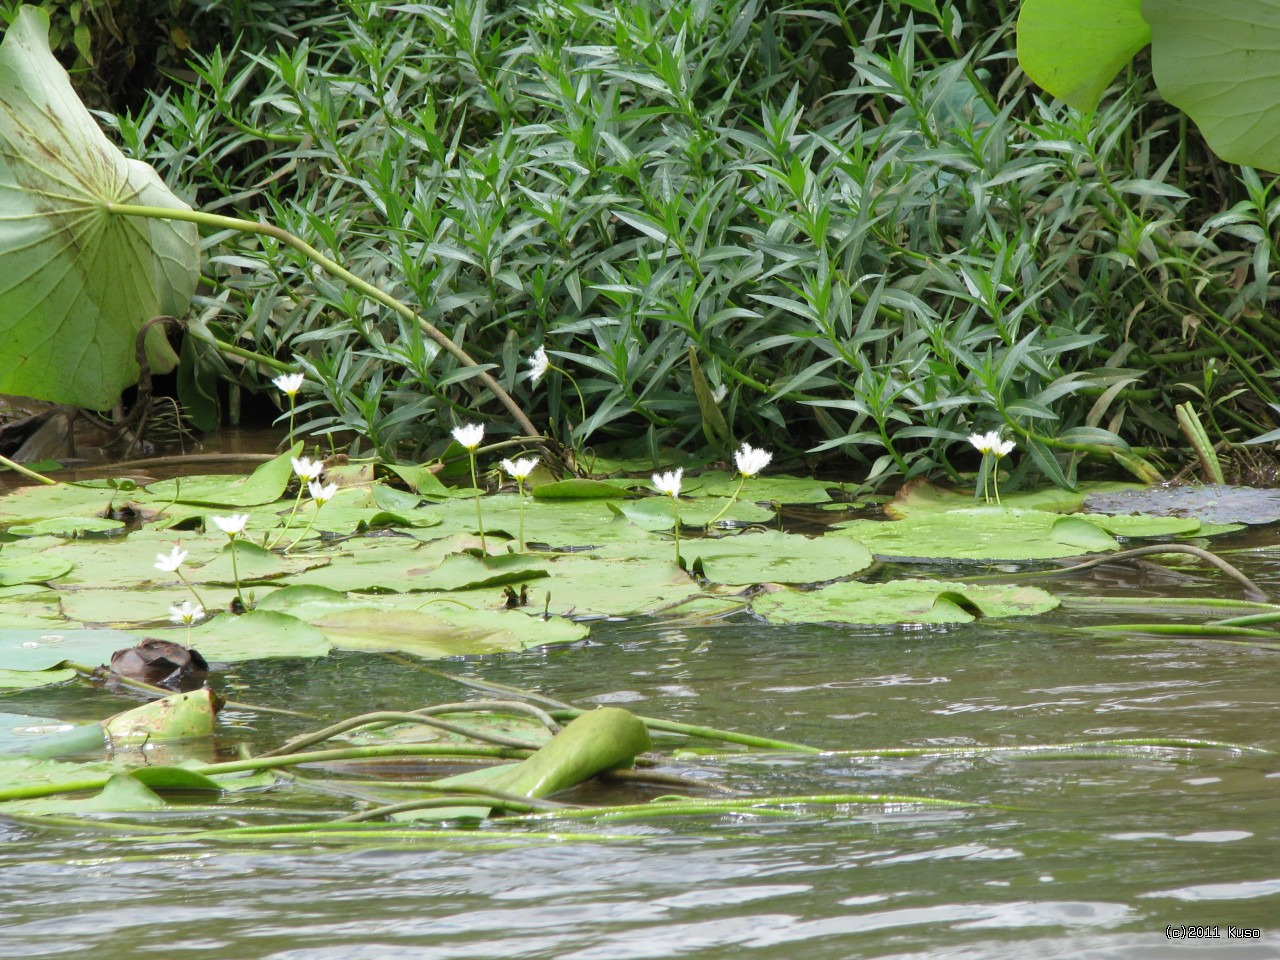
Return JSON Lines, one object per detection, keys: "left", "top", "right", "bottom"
{"left": 469, "top": 451, "right": 487, "bottom": 552}
{"left": 517, "top": 478, "right": 526, "bottom": 553}
{"left": 228, "top": 538, "right": 243, "bottom": 605}
{"left": 176, "top": 571, "right": 207, "bottom": 610}
{"left": 268, "top": 488, "right": 305, "bottom": 550}
{"left": 671, "top": 498, "right": 682, "bottom": 566}
{"left": 707, "top": 474, "right": 745, "bottom": 526}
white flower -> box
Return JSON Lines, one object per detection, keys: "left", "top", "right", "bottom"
{"left": 309, "top": 480, "right": 338, "bottom": 504}
{"left": 501, "top": 457, "right": 540, "bottom": 481}
{"left": 992, "top": 435, "right": 1016, "bottom": 458}
{"left": 968, "top": 431, "right": 993, "bottom": 455}
{"left": 273, "top": 372, "right": 305, "bottom": 397}
{"left": 711, "top": 383, "right": 728, "bottom": 403}
{"left": 652, "top": 468, "right": 683, "bottom": 498}
{"left": 452, "top": 423, "right": 485, "bottom": 450}
{"left": 292, "top": 456, "right": 323, "bottom": 481}
{"left": 734, "top": 442, "right": 773, "bottom": 478}
{"left": 210, "top": 513, "right": 249, "bottom": 536}
{"left": 527, "top": 345, "right": 550, "bottom": 384}
{"left": 169, "top": 601, "right": 204, "bottom": 625}
{"left": 153, "top": 546, "right": 188, "bottom": 573}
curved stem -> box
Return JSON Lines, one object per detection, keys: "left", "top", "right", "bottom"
{"left": 104, "top": 202, "right": 541, "bottom": 440}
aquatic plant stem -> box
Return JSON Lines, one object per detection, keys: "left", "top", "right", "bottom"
{"left": 516, "top": 476, "right": 527, "bottom": 553}
{"left": 468, "top": 449, "right": 487, "bottom": 552}
{"left": 0, "top": 453, "right": 55, "bottom": 485}
{"left": 707, "top": 474, "right": 745, "bottom": 526}
{"left": 103, "top": 202, "right": 542, "bottom": 442}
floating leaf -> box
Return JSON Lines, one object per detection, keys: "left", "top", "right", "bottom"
{"left": 687, "top": 471, "right": 837, "bottom": 504}
{"left": 175, "top": 609, "right": 332, "bottom": 662}
{"left": 679, "top": 529, "right": 873, "bottom": 586}
{"left": 0, "top": 6, "right": 199, "bottom": 409}
{"left": 834, "top": 507, "right": 1192, "bottom": 561}
{"left": 753, "top": 580, "right": 1060, "bottom": 625}
{"left": 142, "top": 445, "right": 300, "bottom": 507}
{"left": 0, "top": 555, "right": 73, "bottom": 586}
{"left": 611, "top": 496, "right": 774, "bottom": 531}
{"left": 256, "top": 585, "right": 588, "bottom": 656}
{"left": 7, "top": 516, "right": 125, "bottom": 537}
{"left": 533, "top": 478, "right": 637, "bottom": 499}
{"left": 101, "top": 689, "right": 218, "bottom": 742}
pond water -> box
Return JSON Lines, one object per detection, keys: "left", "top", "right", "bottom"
{"left": 2, "top": 530, "right": 1279, "bottom": 958}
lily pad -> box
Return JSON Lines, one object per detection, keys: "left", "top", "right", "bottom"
{"left": 1085, "top": 484, "right": 1280, "bottom": 525}
{"left": 688, "top": 530, "right": 874, "bottom": 585}
{"left": 176, "top": 609, "right": 332, "bottom": 662}
{"left": 753, "top": 580, "right": 1060, "bottom": 625}
{"left": 533, "top": 478, "right": 638, "bottom": 499}
{"left": 6, "top": 516, "right": 126, "bottom": 537}
{"left": 686, "top": 471, "right": 838, "bottom": 503}
{"left": 141, "top": 445, "right": 300, "bottom": 507}
{"left": 256, "top": 585, "right": 588, "bottom": 656}
{"left": 611, "top": 496, "right": 775, "bottom": 530}
{"left": 833, "top": 507, "right": 1194, "bottom": 561}
{"left": 0, "top": 555, "right": 73, "bottom": 586}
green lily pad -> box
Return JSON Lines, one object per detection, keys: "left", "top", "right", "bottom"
{"left": 0, "top": 483, "right": 118, "bottom": 527}
{"left": 381, "top": 463, "right": 453, "bottom": 498}
{"left": 141, "top": 445, "right": 300, "bottom": 507}
{"left": 0, "top": 711, "right": 75, "bottom": 752}
{"left": 611, "top": 496, "right": 775, "bottom": 530}
{"left": 533, "top": 478, "right": 637, "bottom": 499}
{"left": 1, "top": 772, "right": 168, "bottom": 814}
{"left": 57, "top": 586, "right": 244, "bottom": 626}
{"left": 0, "top": 555, "right": 73, "bottom": 586}
{"left": 833, "top": 506, "right": 1192, "bottom": 561}
{"left": 687, "top": 471, "right": 838, "bottom": 504}
{"left": 256, "top": 585, "right": 588, "bottom": 656}
{"left": 683, "top": 529, "right": 875, "bottom": 586}
{"left": 753, "top": 580, "right": 1060, "bottom": 624}
{"left": 886, "top": 478, "right": 1141, "bottom": 519}
{"left": 7, "top": 516, "right": 126, "bottom": 537}
{"left": 535, "top": 554, "right": 703, "bottom": 617}
{"left": 415, "top": 552, "right": 549, "bottom": 591}
{"left": 423, "top": 494, "right": 656, "bottom": 548}
{"left": 176, "top": 609, "right": 332, "bottom": 661}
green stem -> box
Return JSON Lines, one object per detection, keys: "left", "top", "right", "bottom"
{"left": 268, "top": 488, "right": 305, "bottom": 551}
{"left": 548, "top": 708, "right": 821, "bottom": 752}
{"left": 0, "top": 453, "right": 55, "bottom": 485}
{"left": 103, "top": 202, "right": 540, "bottom": 440}
{"left": 671, "top": 495, "right": 682, "bottom": 566}
{"left": 707, "top": 474, "right": 745, "bottom": 526}
{"left": 227, "top": 537, "right": 243, "bottom": 605}
{"left": 469, "top": 451, "right": 487, "bottom": 552}
{"left": 517, "top": 477, "right": 526, "bottom": 553}
{"left": 175, "top": 570, "right": 208, "bottom": 611}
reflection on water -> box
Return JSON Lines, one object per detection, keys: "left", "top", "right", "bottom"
{"left": 2, "top": 536, "right": 1280, "bottom": 958}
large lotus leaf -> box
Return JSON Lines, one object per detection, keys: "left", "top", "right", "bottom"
{"left": 1085, "top": 484, "right": 1280, "bottom": 525}
{"left": 256, "top": 585, "right": 588, "bottom": 655}
{"left": 1145, "top": 0, "right": 1280, "bottom": 171}
{"left": 140, "top": 446, "right": 299, "bottom": 507}
{"left": 685, "top": 470, "right": 838, "bottom": 504}
{"left": 0, "top": 7, "right": 198, "bottom": 409}
{"left": 753, "top": 580, "right": 1060, "bottom": 625}
{"left": 1017, "top": 0, "right": 1150, "bottom": 111}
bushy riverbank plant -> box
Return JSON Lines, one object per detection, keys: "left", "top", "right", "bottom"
{"left": 7, "top": 0, "right": 1280, "bottom": 490}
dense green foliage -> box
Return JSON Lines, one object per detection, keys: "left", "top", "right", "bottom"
{"left": 102, "top": 0, "right": 1279, "bottom": 487}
